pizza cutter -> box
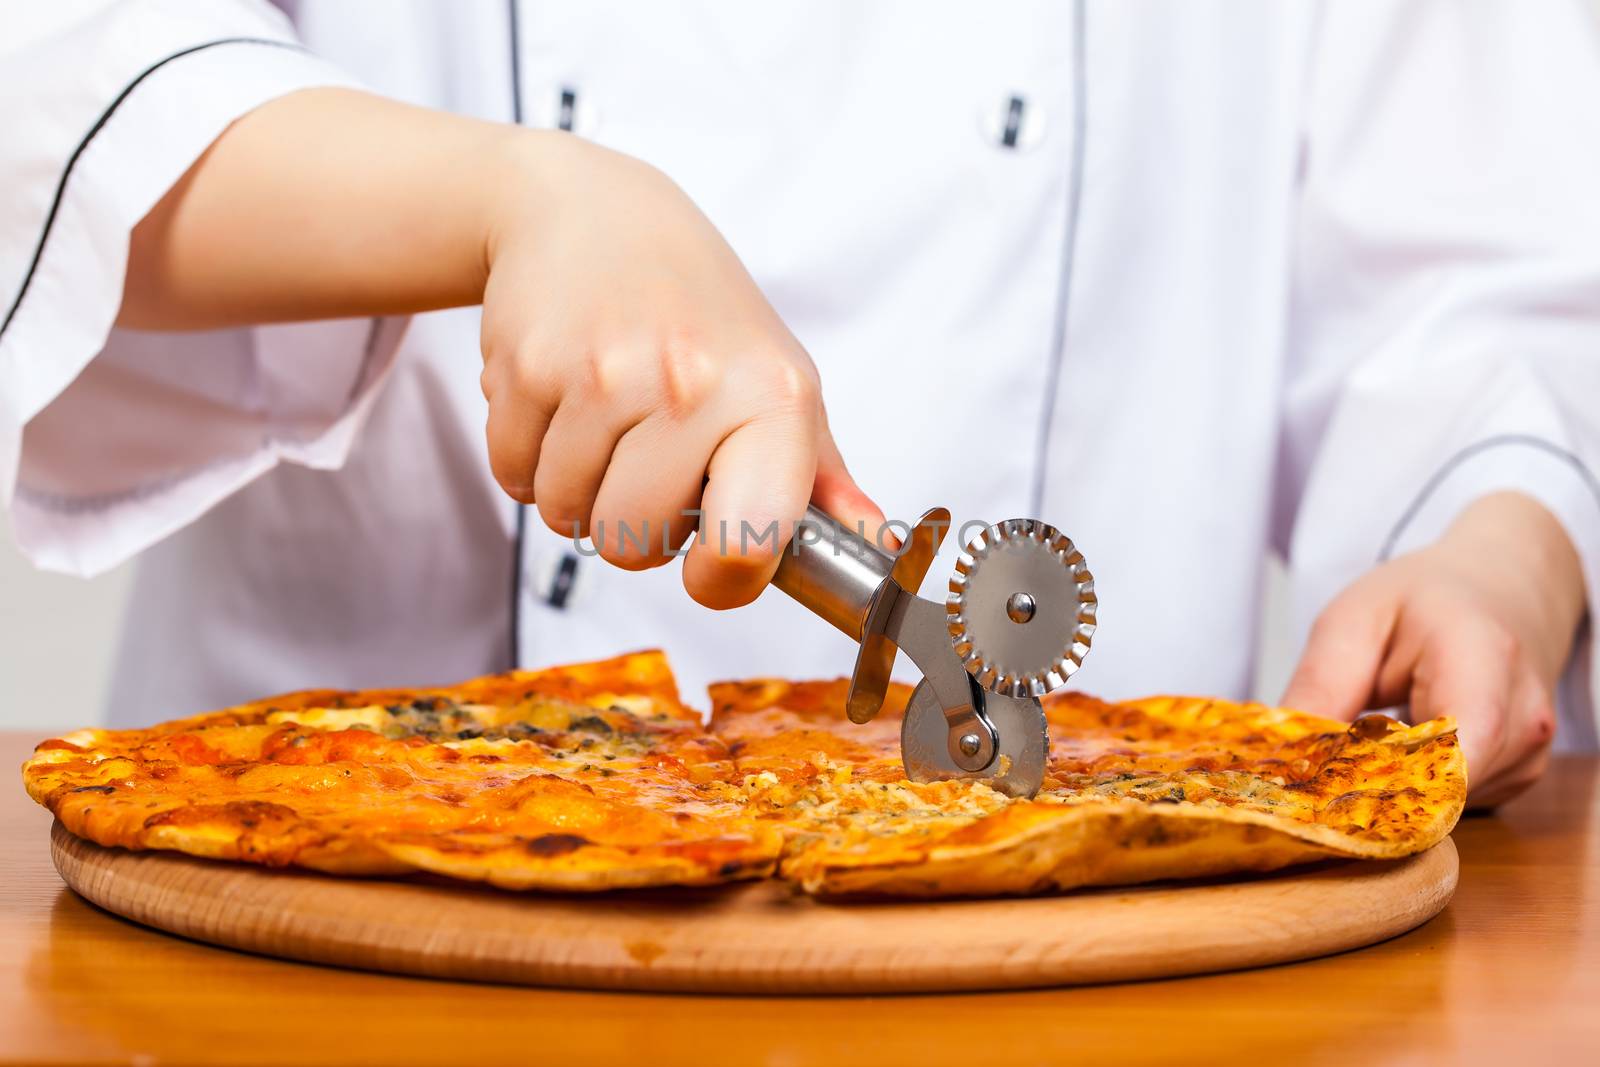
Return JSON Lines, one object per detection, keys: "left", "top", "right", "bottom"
{"left": 771, "top": 506, "right": 1096, "bottom": 798}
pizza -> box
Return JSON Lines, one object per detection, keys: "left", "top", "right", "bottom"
{"left": 22, "top": 650, "right": 1464, "bottom": 897}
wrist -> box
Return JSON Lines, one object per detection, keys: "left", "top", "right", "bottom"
{"left": 481, "top": 129, "right": 683, "bottom": 272}
{"left": 481, "top": 128, "right": 559, "bottom": 269}
{"left": 482, "top": 130, "right": 617, "bottom": 265}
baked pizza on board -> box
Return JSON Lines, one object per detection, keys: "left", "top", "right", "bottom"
{"left": 23, "top": 651, "right": 1464, "bottom": 898}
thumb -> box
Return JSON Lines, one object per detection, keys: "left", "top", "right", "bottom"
{"left": 1281, "top": 578, "right": 1398, "bottom": 721}
{"left": 810, "top": 407, "right": 890, "bottom": 549}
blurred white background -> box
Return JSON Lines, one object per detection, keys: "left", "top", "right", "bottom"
{"left": 0, "top": 522, "right": 132, "bottom": 730}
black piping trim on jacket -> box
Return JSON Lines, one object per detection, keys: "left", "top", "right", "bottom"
{"left": 0, "top": 37, "right": 307, "bottom": 346}
{"left": 1379, "top": 433, "right": 1600, "bottom": 561}
{"left": 507, "top": 0, "right": 528, "bottom": 670}
{"left": 1029, "top": 0, "right": 1088, "bottom": 515}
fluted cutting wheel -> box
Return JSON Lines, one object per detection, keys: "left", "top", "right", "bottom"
{"left": 946, "top": 519, "right": 1096, "bottom": 699}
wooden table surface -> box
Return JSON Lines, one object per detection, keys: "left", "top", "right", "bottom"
{"left": 2, "top": 733, "right": 1595, "bottom": 1067}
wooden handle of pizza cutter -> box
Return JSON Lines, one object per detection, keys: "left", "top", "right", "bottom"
{"left": 771, "top": 505, "right": 895, "bottom": 641}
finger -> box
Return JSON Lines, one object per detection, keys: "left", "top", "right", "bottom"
{"left": 1471, "top": 745, "right": 1550, "bottom": 810}
{"left": 1467, "top": 667, "right": 1554, "bottom": 808}
{"left": 1408, "top": 618, "right": 1517, "bottom": 791}
{"left": 1471, "top": 741, "right": 1551, "bottom": 809}
{"left": 588, "top": 415, "right": 714, "bottom": 570}
{"left": 1282, "top": 578, "right": 1400, "bottom": 720}
{"left": 683, "top": 407, "right": 817, "bottom": 610}
{"left": 810, "top": 406, "right": 888, "bottom": 549}
{"left": 482, "top": 373, "right": 554, "bottom": 506}
{"left": 531, "top": 397, "right": 633, "bottom": 540}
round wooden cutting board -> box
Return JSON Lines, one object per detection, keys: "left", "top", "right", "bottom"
{"left": 50, "top": 821, "right": 1457, "bottom": 994}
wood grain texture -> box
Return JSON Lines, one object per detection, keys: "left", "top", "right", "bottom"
{"left": 4, "top": 734, "right": 1598, "bottom": 1067}
{"left": 48, "top": 821, "right": 1457, "bottom": 994}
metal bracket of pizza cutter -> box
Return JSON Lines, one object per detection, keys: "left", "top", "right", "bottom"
{"left": 771, "top": 505, "right": 1047, "bottom": 797}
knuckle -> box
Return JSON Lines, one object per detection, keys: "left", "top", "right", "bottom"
{"left": 582, "top": 346, "right": 632, "bottom": 402}
{"left": 763, "top": 358, "right": 822, "bottom": 411}
{"left": 500, "top": 344, "right": 549, "bottom": 398}
{"left": 658, "top": 335, "right": 720, "bottom": 413}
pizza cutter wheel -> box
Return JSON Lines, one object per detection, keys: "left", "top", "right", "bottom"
{"left": 771, "top": 506, "right": 1094, "bottom": 798}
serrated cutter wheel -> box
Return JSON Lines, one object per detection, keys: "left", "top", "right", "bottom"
{"left": 947, "top": 519, "right": 1097, "bottom": 699}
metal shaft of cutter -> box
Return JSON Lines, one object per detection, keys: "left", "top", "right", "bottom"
{"left": 771, "top": 504, "right": 1000, "bottom": 772}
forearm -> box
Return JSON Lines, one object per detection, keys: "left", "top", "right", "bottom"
{"left": 117, "top": 88, "right": 549, "bottom": 329}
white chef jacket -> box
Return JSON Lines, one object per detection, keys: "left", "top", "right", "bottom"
{"left": 3, "top": 1, "right": 1598, "bottom": 744}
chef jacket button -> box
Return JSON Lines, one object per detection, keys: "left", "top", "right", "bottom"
{"left": 523, "top": 83, "right": 599, "bottom": 136}
{"left": 533, "top": 550, "right": 588, "bottom": 610}
{"left": 980, "top": 93, "right": 1045, "bottom": 152}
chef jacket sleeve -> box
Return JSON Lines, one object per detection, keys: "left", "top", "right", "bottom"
{"left": 1279, "top": 0, "right": 1600, "bottom": 745}
{"left": 0, "top": 0, "right": 406, "bottom": 578}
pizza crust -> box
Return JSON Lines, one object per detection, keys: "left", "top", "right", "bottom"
{"left": 782, "top": 802, "right": 1336, "bottom": 897}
